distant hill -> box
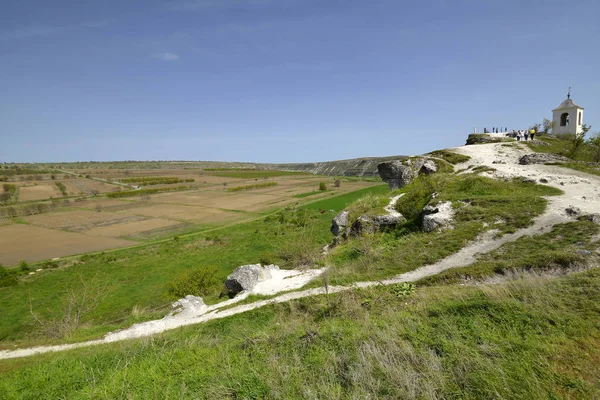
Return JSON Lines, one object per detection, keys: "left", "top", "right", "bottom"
{"left": 264, "top": 155, "right": 407, "bottom": 177}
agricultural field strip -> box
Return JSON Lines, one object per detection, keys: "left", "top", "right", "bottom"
{"left": 3, "top": 184, "right": 381, "bottom": 268}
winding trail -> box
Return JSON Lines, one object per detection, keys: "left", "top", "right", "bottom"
{"left": 2, "top": 142, "right": 599, "bottom": 360}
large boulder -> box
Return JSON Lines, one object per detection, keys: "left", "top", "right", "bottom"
{"left": 518, "top": 153, "right": 570, "bottom": 165}
{"left": 225, "top": 264, "right": 279, "bottom": 295}
{"left": 377, "top": 161, "right": 415, "bottom": 190}
{"left": 331, "top": 211, "right": 349, "bottom": 237}
{"left": 422, "top": 201, "right": 454, "bottom": 232}
{"left": 465, "top": 134, "right": 509, "bottom": 145}
{"left": 374, "top": 214, "right": 406, "bottom": 228}
{"left": 350, "top": 216, "right": 376, "bottom": 237}
{"left": 408, "top": 157, "right": 438, "bottom": 176}
{"left": 168, "top": 295, "right": 207, "bottom": 318}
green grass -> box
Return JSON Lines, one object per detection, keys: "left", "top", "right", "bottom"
{"left": 419, "top": 221, "right": 599, "bottom": 286}
{"left": 301, "top": 184, "right": 389, "bottom": 212}
{"left": 1, "top": 269, "right": 598, "bottom": 398}
{"left": 427, "top": 149, "right": 471, "bottom": 164}
{"left": 293, "top": 190, "right": 329, "bottom": 198}
{"left": 0, "top": 185, "right": 389, "bottom": 347}
{"left": 322, "top": 174, "right": 562, "bottom": 285}
{"left": 558, "top": 162, "right": 600, "bottom": 177}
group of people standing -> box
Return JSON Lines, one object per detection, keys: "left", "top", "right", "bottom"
{"left": 483, "top": 127, "right": 508, "bottom": 133}
{"left": 515, "top": 129, "right": 536, "bottom": 142}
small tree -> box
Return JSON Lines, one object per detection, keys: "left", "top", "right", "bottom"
{"left": 588, "top": 133, "right": 600, "bottom": 162}
{"left": 568, "top": 124, "right": 591, "bottom": 159}
{"left": 166, "top": 266, "right": 222, "bottom": 299}
{"left": 542, "top": 118, "right": 555, "bottom": 134}
{"left": 19, "top": 260, "right": 29, "bottom": 272}
{"left": 333, "top": 179, "right": 341, "bottom": 187}
{"left": 319, "top": 182, "right": 327, "bottom": 191}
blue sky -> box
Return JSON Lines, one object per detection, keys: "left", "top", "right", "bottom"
{"left": 1, "top": 0, "right": 599, "bottom": 163}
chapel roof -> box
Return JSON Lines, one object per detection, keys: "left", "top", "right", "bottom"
{"left": 553, "top": 98, "right": 584, "bottom": 111}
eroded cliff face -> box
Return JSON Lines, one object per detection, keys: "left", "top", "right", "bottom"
{"left": 265, "top": 155, "right": 407, "bottom": 176}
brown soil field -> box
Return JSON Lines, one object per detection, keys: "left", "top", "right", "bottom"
{"left": 84, "top": 218, "right": 180, "bottom": 237}
{"left": 132, "top": 204, "right": 242, "bottom": 223}
{"left": 62, "top": 180, "right": 120, "bottom": 196}
{"left": 0, "top": 224, "right": 134, "bottom": 266}
{"left": 72, "top": 198, "right": 135, "bottom": 210}
{"left": 24, "top": 210, "right": 145, "bottom": 231}
{"left": 18, "top": 185, "right": 61, "bottom": 201}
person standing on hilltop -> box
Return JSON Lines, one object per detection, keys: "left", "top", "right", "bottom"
{"left": 530, "top": 128, "right": 536, "bottom": 141}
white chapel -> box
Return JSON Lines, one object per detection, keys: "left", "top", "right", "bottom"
{"left": 552, "top": 89, "right": 584, "bottom": 135}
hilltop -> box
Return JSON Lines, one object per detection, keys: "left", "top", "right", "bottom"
{"left": 0, "top": 133, "right": 599, "bottom": 398}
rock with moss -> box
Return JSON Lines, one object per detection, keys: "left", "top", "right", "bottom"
{"left": 331, "top": 211, "right": 350, "bottom": 238}
{"left": 349, "top": 216, "right": 376, "bottom": 236}
{"left": 377, "top": 161, "right": 415, "bottom": 190}
{"left": 422, "top": 201, "right": 454, "bottom": 232}
{"left": 465, "top": 134, "right": 510, "bottom": 145}
{"left": 408, "top": 158, "right": 438, "bottom": 176}
{"left": 518, "top": 153, "right": 570, "bottom": 165}
{"left": 374, "top": 214, "right": 405, "bottom": 227}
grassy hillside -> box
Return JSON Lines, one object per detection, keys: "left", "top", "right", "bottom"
{"left": 0, "top": 186, "right": 388, "bottom": 347}
{"left": 1, "top": 269, "right": 598, "bottom": 398}
{"left": 1, "top": 146, "right": 599, "bottom": 398}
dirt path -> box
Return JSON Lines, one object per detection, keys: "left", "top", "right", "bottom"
{"left": 2, "top": 142, "right": 599, "bottom": 360}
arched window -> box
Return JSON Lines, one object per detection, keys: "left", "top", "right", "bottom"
{"left": 578, "top": 112, "right": 582, "bottom": 125}
{"left": 560, "top": 112, "right": 569, "bottom": 126}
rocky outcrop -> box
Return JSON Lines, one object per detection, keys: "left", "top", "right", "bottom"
{"left": 518, "top": 153, "right": 570, "bottom": 165}
{"left": 377, "top": 157, "right": 440, "bottom": 191}
{"left": 266, "top": 155, "right": 408, "bottom": 177}
{"left": 565, "top": 206, "right": 600, "bottom": 224}
{"left": 350, "top": 216, "right": 375, "bottom": 236}
{"left": 331, "top": 211, "right": 349, "bottom": 237}
{"left": 422, "top": 201, "right": 454, "bottom": 232}
{"left": 465, "top": 134, "right": 509, "bottom": 145}
{"left": 409, "top": 158, "right": 437, "bottom": 175}
{"left": 225, "top": 264, "right": 279, "bottom": 295}
{"left": 584, "top": 214, "right": 600, "bottom": 224}
{"left": 374, "top": 214, "right": 405, "bottom": 227}
{"left": 377, "top": 161, "right": 415, "bottom": 190}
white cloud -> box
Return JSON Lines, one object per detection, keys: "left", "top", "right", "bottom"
{"left": 0, "top": 20, "right": 112, "bottom": 41}
{"left": 151, "top": 52, "right": 181, "bottom": 61}
{"left": 174, "top": 0, "right": 278, "bottom": 11}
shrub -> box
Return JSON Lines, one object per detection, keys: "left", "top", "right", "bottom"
{"left": 319, "top": 182, "right": 327, "bottom": 191}
{"left": 0, "top": 265, "right": 17, "bottom": 287}
{"left": 166, "top": 266, "right": 222, "bottom": 299}
{"left": 19, "top": 260, "right": 29, "bottom": 272}
{"left": 334, "top": 179, "right": 341, "bottom": 187}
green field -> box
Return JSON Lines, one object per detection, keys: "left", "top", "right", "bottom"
{"left": 0, "top": 185, "right": 389, "bottom": 347}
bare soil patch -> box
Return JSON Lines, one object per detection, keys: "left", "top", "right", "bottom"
{"left": 132, "top": 204, "right": 241, "bottom": 223}
{"left": 18, "top": 185, "right": 60, "bottom": 201}
{"left": 24, "top": 210, "right": 144, "bottom": 231}
{"left": 0, "top": 224, "right": 133, "bottom": 266}
{"left": 85, "top": 218, "right": 180, "bottom": 237}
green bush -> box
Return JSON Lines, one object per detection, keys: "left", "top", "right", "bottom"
{"left": 319, "top": 182, "right": 327, "bottom": 191}
{"left": 19, "top": 260, "right": 29, "bottom": 272}
{"left": 394, "top": 175, "right": 436, "bottom": 225}
{"left": 0, "top": 265, "right": 17, "bottom": 287}
{"left": 166, "top": 266, "right": 222, "bottom": 299}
